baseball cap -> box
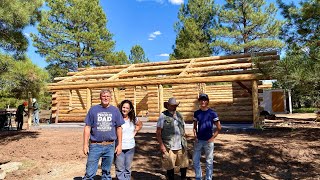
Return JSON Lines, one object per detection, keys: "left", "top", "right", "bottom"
{"left": 198, "top": 93, "right": 209, "bottom": 101}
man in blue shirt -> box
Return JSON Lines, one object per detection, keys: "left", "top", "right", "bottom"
{"left": 193, "top": 93, "right": 222, "bottom": 180}
{"left": 83, "top": 89, "right": 125, "bottom": 180}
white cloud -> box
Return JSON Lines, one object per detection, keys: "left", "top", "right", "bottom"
{"left": 158, "top": 53, "right": 169, "bottom": 57}
{"left": 149, "top": 34, "right": 156, "bottom": 38}
{"left": 153, "top": 31, "right": 161, "bottom": 35}
{"left": 148, "top": 31, "right": 162, "bottom": 40}
{"left": 168, "top": 0, "right": 183, "bottom": 5}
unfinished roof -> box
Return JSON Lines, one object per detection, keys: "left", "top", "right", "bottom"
{"left": 48, "top": 51, "right": 279, "bottom": 91}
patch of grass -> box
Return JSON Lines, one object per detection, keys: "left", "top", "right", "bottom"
{"left": 293, "top": 107, "right": 318, "bottom": 113}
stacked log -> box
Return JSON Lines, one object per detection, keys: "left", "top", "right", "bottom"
{"left": 163, "top": 86, "right": 173, "bottom": 102}
{"left": 135, "top": 86, "right": 148, "bottom": 117}
{"left": 51, "top": 92, "right": 58, "bottom": 123}
{"left": 209, "top": 81, "right": 253, "bottom": 122}
{"left": 173, "top": 84, "right": 199, "bottom": 121}
{"left": 55, "top": 90, "right": 87, "bottom": 122}
{"left": 147, "top": 86, "right": 159, "bottom": 121}
{"left": 47, "top": 52, "right": 279, "bottom": 91}
{"left": 48, "top": 51, "right": 279, "bottom": 123}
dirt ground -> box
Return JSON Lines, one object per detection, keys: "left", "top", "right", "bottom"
{"left": 0, "top": 113, "right": 319, "bottom": 180}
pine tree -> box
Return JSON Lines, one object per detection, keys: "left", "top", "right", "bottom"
{"left": 129, "top": 45, "right": 149, "bottom": 64}
{"left": 277, "top": 0, "right": 319, "bottom": 59}
{"left": 275, "top": 0, "right": 320, "bottom": 107}
{"left": 211, "top": 0, "right": 283, "bottom": 54}
{"left": 110, "top": 51, "right": 129, "bottom": 65}
{"left": 32, "top": 0, "right": 115, "bottom": 77}
{"left": 0, "top": 54, "right": 49, "bottom": 108}
{"left": 0, "top": 0, "right": 42, "bottom": 57}
{"left": 170, "top": 0, "right": 217, "bottom": 59}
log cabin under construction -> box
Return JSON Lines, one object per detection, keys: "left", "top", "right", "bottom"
{"left": 48, "top": 51, "right": 280, "bottom": 127}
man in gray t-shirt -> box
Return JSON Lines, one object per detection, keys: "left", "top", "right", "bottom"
{"left": 156, "top": 97, "right": 189, "bottom": 180}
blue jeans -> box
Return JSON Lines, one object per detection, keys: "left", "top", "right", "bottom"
{"left": 193, "top": 140, "right": 214, "bottom": 180}
{"left": 83, "top": 143, "right": 115, "bottom": 180}
{"left": 115, "top": 148, "right": 135, "bottom": 180}
{"left": 33, "top": 111, "right": 39, "bottom": 125}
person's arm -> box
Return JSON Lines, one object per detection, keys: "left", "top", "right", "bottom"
{"left": 193, "top": 120, "right": 198, "bottom": 139}
{"left": 156, "top": 127, "right": 167, "bottom": 153}
{"left": 83, "top": 125, "right": 91, "bottom": 155}
{"left": 134, "top": 119, "right": 143, "bottom": 136}
{"left": 24, "top": 108, "right": 28, "bottom": 116}
{"left": 34, "top": 103, "right": 38, "bottom": 110}
{"left": 115, "top": 126, "right": 122, "bottom": 156}
{"left": 208, "top": 121, "right": 222, "bottom": 142}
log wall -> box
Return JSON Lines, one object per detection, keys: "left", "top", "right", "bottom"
{"left": 147, "top": 86, "right": 159, "bottom": 121}
{"left": 52, "top": 81, "right": 260, "bottom": 122}
{"left": 172, "top": 84, "right": 199, "bottom": 121}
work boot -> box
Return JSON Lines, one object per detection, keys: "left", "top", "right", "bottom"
{"left": 166, "top": 169, "right": 174, "bottom": 180}
{"left": 180, "top": 167, "right": 187, "bottom": 180}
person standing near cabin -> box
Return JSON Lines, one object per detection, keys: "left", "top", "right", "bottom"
{"left": 193, "top": 93, "right": 222, "bottom": 180}
{"left": 16, "top": 101, "right": 28, "bottom": 130}
{"left": 83, "top": 89, "right": 125, "bottom": 180}
{"left": 156, "top": 97, "right": 189, "bottom": 180}
{"left": 115, "top": 100, "right": 143, "bottom": 180}
{"left": 32, "top": 98, "right": 40, "bottom": 126}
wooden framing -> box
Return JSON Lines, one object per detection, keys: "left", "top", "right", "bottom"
{"left": 252, "top": 80, "right": 259, "bottom": 127}
{"left": 48, "top": 51, "right": 279, "bottom": 125}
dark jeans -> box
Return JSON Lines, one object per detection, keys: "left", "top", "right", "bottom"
{"left": 16, "top": 115, "right": 23, "bottom": 130}
{"left": 115, "top": 148, "right": 135, "bottom": 180}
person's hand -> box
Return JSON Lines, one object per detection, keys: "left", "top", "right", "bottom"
{"left": 193, "top": 129, "right": 197, "bottom": 139}
{"left": 160, "top": 143, "right": 167, "bottom": 154}
{"left": 115, "top": 145, "right": 122, "bottom": 156}
{"left": 133, "top": 130, "right": 138, "bottom": 137}
{"left": 208, "top": 136, "right": 215, "bottom": 143}
{"left": 83, "top": 145, "right": 89, "bottom": 156}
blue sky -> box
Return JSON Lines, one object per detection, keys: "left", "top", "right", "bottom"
{"left": 24, "top": 0, "right": 280, "bottom": 68}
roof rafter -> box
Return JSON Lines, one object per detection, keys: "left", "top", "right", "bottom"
{"left": 107, "top": 64, "right": 136, "bottom": 81}
{"left": 179, "top": 59, "right": 195, "bottom": 76}
{"left": 48, "top": 51, "right": 279, "bottom": 91}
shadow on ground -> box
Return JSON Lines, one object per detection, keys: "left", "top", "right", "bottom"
{"left": 74, "top": 173, "right": 165, "bottom": 180}
{"left": 211, "top": 128, "right": 319, "bottom": 179}
{"left": 13, "top": 126, "right": 317, "bottom": 180}
{"left": 0, "top": 131, "right": 39, "bottom": 146}
{"left": 73, "top": 175, "right": 107, "bottom": 180}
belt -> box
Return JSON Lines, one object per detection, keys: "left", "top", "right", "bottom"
{"left": 90, "top": 140, "right": 114, "bottom": 145}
